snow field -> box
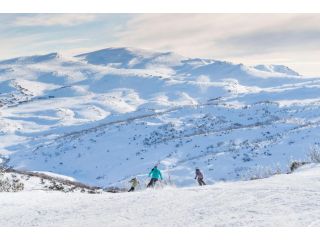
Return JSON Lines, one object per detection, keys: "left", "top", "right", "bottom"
{"left": 1, "top": 164, "right": 320, "bottom": 227}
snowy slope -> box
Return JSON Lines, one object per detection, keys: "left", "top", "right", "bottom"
{"left": 1, "top": 169, "right": 101, "bottom": 193}
{"left": 1, "top": 47, "right": 320, "bottom": 188}
{"left": 1, "top": 164, "right": 320, "bottom": 227}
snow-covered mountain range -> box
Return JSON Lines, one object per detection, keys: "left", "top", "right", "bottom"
{"left": 1, "top": 47, "right": 320, "bottom": 188}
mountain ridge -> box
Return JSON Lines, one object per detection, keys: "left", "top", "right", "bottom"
{"left": 1, "top": 47, "right": 320, "bottom": 188}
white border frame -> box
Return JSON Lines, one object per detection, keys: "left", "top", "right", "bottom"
{"left": 1, "top": 0, "right": 320, "bottom": 13}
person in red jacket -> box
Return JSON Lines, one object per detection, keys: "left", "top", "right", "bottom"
{"left": 195, "top": 168, "right": 206, "bottom": 186}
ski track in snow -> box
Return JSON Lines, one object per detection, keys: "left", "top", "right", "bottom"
{"left": 1, "top": 164, "right": 320, "bottom": 227}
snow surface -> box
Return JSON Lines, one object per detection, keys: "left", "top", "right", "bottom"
{"left": 1, "top": 164, "right": 320, "bottom": 227}
{"left": 1, "top": 47, "right": 320, "bottom": 188}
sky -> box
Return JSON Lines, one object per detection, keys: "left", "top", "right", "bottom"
{"left": 1, "top": 13, "right": 320, "bottom": 76}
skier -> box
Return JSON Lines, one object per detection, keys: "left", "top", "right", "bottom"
{"left": 128, "top": 177, "right": 139, "bottom": 192}
{"left": 195, "top": 168, "right": 206, "bottom": 186}
{"left": 147, "top": 166, "right": 163, "bottom": 188}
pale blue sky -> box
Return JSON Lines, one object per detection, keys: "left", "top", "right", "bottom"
{"left": 1, "top": 14, "right": 320, "bottom": 76}
{"left": 0, "top": 14, "right": 132, "bottom": 58}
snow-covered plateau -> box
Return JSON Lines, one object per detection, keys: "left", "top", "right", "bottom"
{"left": 1, "top": 47, "right": 320, "bottom": 226}
{"left": 1, "top": 47, "right": 320, "bottom": 187}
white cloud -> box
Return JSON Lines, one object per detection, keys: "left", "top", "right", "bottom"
{"left": 0, "top": 34, "right": 45, "bottom": 58}
{"left": 0, "top": 34, "right": 91, "bottom": 61}
{"left": 2, "top": 14, "right": 320, "bottom": 76}
{"left": 114, "top": 14, "right": 320, "bottom": 56}
{"left": 14, "top": 14, "right": 97, "bottom": 27}
{"left": 112, "top": 14, "right": 320, "bottom": 75}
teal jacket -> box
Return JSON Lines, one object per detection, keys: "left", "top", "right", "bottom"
{"left": 149, "top": 168, "right": 163, "bottom": 180}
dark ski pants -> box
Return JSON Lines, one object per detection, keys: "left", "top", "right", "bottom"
{"left": 197, "top": 178, "right": 206, "bottom": 186}
{"left": 128, "top": 186, "right": 135, "bottom": 192}
{"left": 147, "top": 178, "right": 158, "bottom": 188}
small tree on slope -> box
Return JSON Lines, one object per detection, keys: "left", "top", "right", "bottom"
{"left": 0, "top": 168, "right": 24, "bottom": 192}
{"left": 308, "top": 146, "right": 320, "bottom": 163}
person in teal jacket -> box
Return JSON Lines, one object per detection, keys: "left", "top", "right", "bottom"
{"left": 147, "top": 166, "right": 163, "bottom": 188}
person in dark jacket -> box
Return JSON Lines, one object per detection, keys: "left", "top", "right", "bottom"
{"left": 147, "top": 166, "right": 163, "bottom": 188}
{"left": 195, "top": 168, "right": 206, "bottom": 186}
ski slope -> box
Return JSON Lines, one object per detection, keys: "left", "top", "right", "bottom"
{"left": 1, "top": 164, "right": 320, "bottom": 227}
{"left": 1, "top": 47, "right": 320, "bottom": 188}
